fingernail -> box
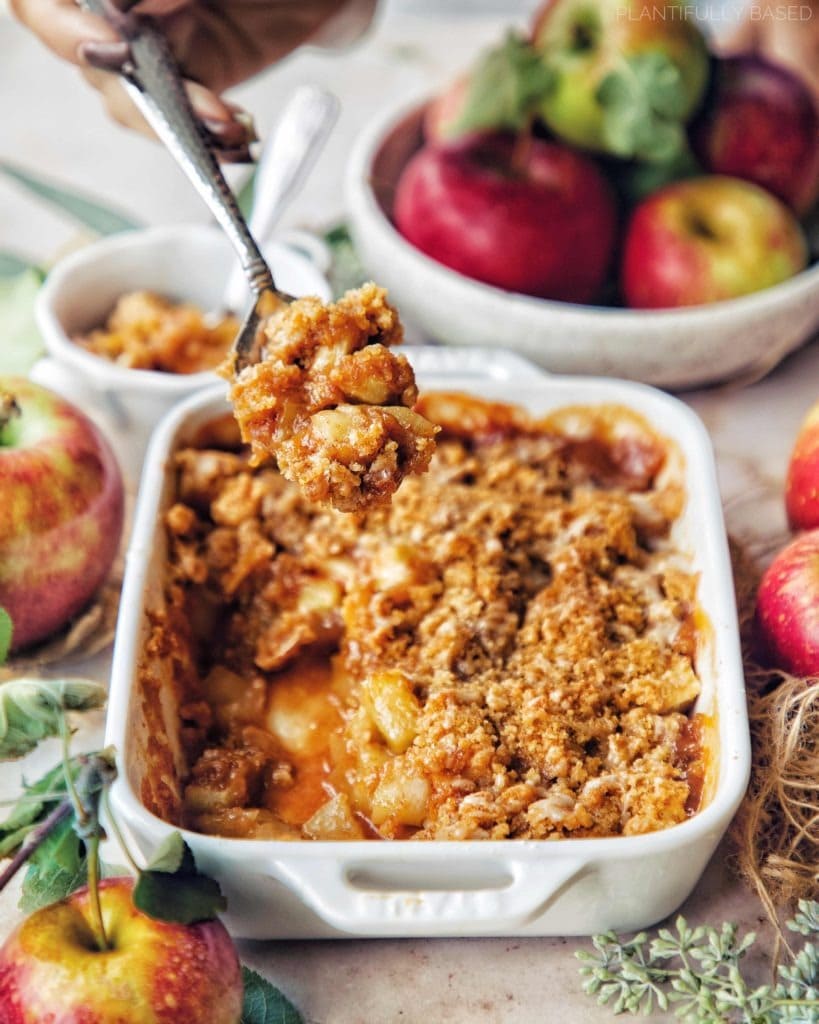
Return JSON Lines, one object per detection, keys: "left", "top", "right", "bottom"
{"left": 215, "top": 146, "right": 255, "bottom": 166}
{"left": 233, "top": 111, "right": 259, "bottom": 145}
{"left": 202, "top": 118, "right": 247, "bottom": 145}
{"left": 78, "top": 40, "right": 132, "bottom": 72}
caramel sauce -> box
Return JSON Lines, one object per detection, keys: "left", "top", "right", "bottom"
{"left": 676, "top": 713, "right": 709, "bottom": 815}
{"left": 264, "top": 655, "right": 344, "bottom": 826}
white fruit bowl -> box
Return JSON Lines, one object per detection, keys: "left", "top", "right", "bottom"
{"left": 106, "top": 347, "right": 749, "bottom": 940}
{"left": 345, "top": 100, "right": 819, "bottom": 390}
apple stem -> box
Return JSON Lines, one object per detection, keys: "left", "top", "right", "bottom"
{"left": 510, "top": 118, "right": 534, "bottom": 177}
{"left": 0, "top": 800, "right": 72, "bottom": 894}
{"left": 58, "top": 723, "right": 111, "bottom": 950}
{"left": 0, "top": 391, "right": 20, "bottom": 446}
{"left": 61, "top": 718, "right": 89, "bottom": 831}
{"left": 85, "top": 833, "right": 109, "bottom": 951}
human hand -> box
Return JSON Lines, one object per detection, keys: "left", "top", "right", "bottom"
{"left": 10, "top": 0, "right": 370, "bottom": 156}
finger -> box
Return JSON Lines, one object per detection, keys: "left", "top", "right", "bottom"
{"left": 78, "top": 40, "right": 132, "bottom": 73}
{"left": 9, "top": 0, "right": 120, "bottom": 64}
{"left": 80, "top": 65, "right": 156, "bottom": 138}
{"left": 130, "top": 0, "right": 193, "bottom": 15}
{"left": 80, "top": 64, "right": 256, "bottom": 150}
{"left": 185, "top": 81, "right": 257, "bottom": 145}
{"left": 214, "top": 146, "right": 254, "bottom": 166}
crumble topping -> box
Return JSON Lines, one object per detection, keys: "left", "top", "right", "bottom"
{"left": 155, "top": 393, "right": 705, "bottom": 842}
{"left": 75, "top": 290, "right": 237, "bottom": 373}
{"left": 223, "top": 283, "right": 438, "bottom": 512}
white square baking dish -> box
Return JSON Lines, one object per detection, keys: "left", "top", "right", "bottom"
{"left": 105, "top": 347, "right": 750, "bottom": 939}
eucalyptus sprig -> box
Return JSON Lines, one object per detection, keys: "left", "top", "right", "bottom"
{"left": 0, "top": 676, "right": 107, "bottom": 760}
{"left": 577, "top": 906, "right": 819, "bottom": 1023}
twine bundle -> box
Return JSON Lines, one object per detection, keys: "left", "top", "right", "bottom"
{"left": 729, "top": 539, "right": 819, "bottom": 939}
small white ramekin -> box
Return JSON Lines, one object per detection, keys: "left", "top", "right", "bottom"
{"left": 33, "top": 223, "right": 331, "bottom": 474}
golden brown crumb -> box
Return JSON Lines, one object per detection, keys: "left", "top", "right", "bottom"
{"left": 224, "top": 283, "right": 438, "bottom": 512}
{"left": 155, "top": 394, "right": 705, "bottom": 843}
{"left": 75, "top": 290, "right": 238, "bottom": 373}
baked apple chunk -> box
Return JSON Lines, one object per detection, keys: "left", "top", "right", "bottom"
{"left": 224, "top": 283, "right": 438, "bottom": 512}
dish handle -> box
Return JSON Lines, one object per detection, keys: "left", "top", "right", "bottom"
{"left": 269, "top": 855, "right": 587, "bottom": 937}
{"left": 404, "top": 345, "right": 550, "bottom": 382}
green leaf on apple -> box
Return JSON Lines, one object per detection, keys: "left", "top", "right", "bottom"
{"left": 133, "top": 832, "right": 228, "bottom": 925}
{"left": 240, "top": 966, "right": 303, "bottom": 1024}
{"left": 0, "top": 760, "right": 78, "bottom": 855}
{"left": 0, "top": 269, "right": 46, "bottom": 375}
{"left": 1, "top": 753, "right": 117, "bottom": 910}
{"left": 453, "top": 32, "right": 555, "bottom": 137}
{"left": 20, "top": 812, "right": 88, "bottom": 913}
{"left": 0, "top": 608, "right": 11, "bottom": 665}
{"left": 596, "top": 52, "right": 691, "bottom": 164}
{"left": 0, "top": 677, "right": 107, "bottom": 760}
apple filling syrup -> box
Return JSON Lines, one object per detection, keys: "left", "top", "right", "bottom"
{"left": 152, "top": 394, "right": 708, "bottom": 842}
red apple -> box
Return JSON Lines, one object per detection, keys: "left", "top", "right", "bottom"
{"left": 621, "top": 176, "right": 808, "bottom": 309}
{"left": 691, "top": 55, "right": 819, "bottom": 215}
{"left": 754, "top": 529, "right": 819, "bottom": 678}
{"left": 0, "top": 877, "right": 243, "bottom": 1023}
{"left": 393, "top": 133, "right": 618, "bottom": 302}
{"left": 786, "top": 399, "right": 819, "bottom": 531}
{"left": 0, "top": 377, "right": 124, "bottom": 652}
{"left": 424, "top": 75, "right": 471, "bottom": 142}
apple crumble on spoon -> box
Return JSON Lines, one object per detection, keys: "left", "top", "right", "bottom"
{"left": 223, "top": 282, "right": 439, "bottom": 512}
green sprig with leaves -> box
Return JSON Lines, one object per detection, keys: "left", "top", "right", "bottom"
{"left": 577, "top": 906, "right": 819, "bottom": 1023}
{"left": 0, "top": 677, "right": 303, "bottom": 1024}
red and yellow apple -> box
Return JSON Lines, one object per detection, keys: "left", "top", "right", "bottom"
{"left": 393, "top": 132, "right": 618, "bottom": 302}
{"left": 621, "top": 176, "right": 808, "bottom": 308}
{"left": 532, "top": 0, "right": 709, "bottom": 153}
{"left": 0, "top": 877, "right": 243, "bottom": 1024}
{"left": 786, "top": 399, "right": 819, "bottom": 532}
{"left": 754, "top": 529, "right": 819, "bottom": 678}
{"left": 691, "top": 55, "right": 819, "bottom": 215}
{"left": 0, "top": 377, "right": 124, "bottom": 652}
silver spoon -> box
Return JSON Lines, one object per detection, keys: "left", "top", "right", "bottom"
{"left": 222, "top": 85, "right": 338, "bottom": 316}
{"left": 80, "top": 0, "right": 302, "bottom": 372}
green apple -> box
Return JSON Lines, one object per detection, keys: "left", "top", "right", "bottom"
{"left": 532, "top": 0, "right": 709, "bottom": 158}
{"left": 0, "top": 877, "right": 243, "bottom": 1023}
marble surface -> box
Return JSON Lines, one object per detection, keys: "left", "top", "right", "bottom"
{"left": 1, "top": 5, "right": 817, "bottom": 1022}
